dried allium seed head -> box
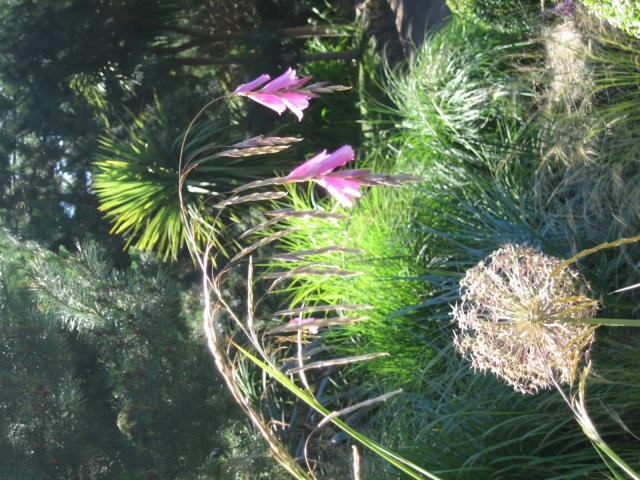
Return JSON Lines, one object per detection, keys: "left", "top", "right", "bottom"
{"left": 453, "top": 244, "right": 597, "bottom": 394}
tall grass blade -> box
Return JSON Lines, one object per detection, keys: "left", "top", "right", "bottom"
{"left": 234, "top": 344, "right": 443, "bottom": 480}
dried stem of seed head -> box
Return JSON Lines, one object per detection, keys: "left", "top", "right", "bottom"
{"left": 177, "top": 98, "right": 311, "bottom": 478}
{"left": 551, "top": 363, "right": 640, "bottom": 479}
{"left": 246, "top": 256, "right": 261, "bottom": 351}
{"left": 273, "top": 304, "right": 374, "bottom": 316}
{"left": 286, "top": 352, "right": 390, "bottom": 375}
{"left": 266, "top": 208, "right": 349, "bottom": 220}
{"left": 303, "top": 427, "right": 321, "bottom": 480}
{"left": 553, "top": 232, "right": 640, "bottom": 275}
{"left": 200, "top": 263, "right": 311, "bottom": 478}
{"left": 317, "top": 388, "right": 403, "bottom": 428}
{"left": 352, "top": 445, "right": 361, "bottom": 480}
{"left": 267, "top": 315, "right": 369, "bottom": 335}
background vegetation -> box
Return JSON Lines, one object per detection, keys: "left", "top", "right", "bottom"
{"left": 580, "top": 0, "right": 640, "bottom": 38}
{"left": 232, "top": 4, "right": 640, "bottom": 478}
{"left": 3, "top": 0, "right": 640, "bottom": 479}
{"left": 0, "top": 0, "right": 355, "bottom": 478}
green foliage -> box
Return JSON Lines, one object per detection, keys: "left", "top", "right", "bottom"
{"left": 356, "top": 14, "right": 640, "bottom": 480}
{"left": 580, "top": 0, "right": 640, "bottom": 38}
{"left": 382, "top": 19, "right": 537, "bottom": 170}
{"left": 267, "top": 184, "right": 431, "bottom": 386}
{"left": 0, "top": 0, "right": 187, "bottom": 245}
{"left": 32, "top": 242, "right": 233, "bottom": 477}
{"left": 93, "top": 94, "right": 298, "bottom": 260}
{"left": 236, "top": 344, "right": 443, "bottom": 480}
{"left": 0, "top": 230, "right": 257, "bottom": 478}
{"left": 257, "top": 14, "right": 640, "bottom": 478}
{"left": 207, "top": 421, "right": 293, "bottom": 480}
{"left": 534, "top": 14, "right": 640, "bottom": 293}
{"left": 360, "top": 166, "right": 634, "bottom": 479}
{"left": 94, "top": 96, "right": 202, "bottom": 261}
{"left": 294, "top": 23, "right": 363, "bottom": 150}
{"left": 0, "top": 234, "right": 109, "bottom": 478}
{"left": 0, "top": 0, "right": 356, "bottom": 249}
{"left": 446, "top": 0, "right": 541, "bottom": 33}
{"left": 348, "top": 142, "right": 640, "bottom": 479}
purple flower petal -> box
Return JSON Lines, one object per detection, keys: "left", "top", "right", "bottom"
{"left": 280, "top": 92, "right": 310, "bottom": 122}
{"left": 234, "top": 68, "right": 345, "bottom": 119}
{"left": 234, "top": 74, "right": 271, "bottom": 94}
{"left": 245, "top": 92, "right": 287, "bottom": 115}
{"left": 287, "top": 145, "right": 355, "bottom": 179}
{"left": 287, "top": 150, "right": 330, "bottom": 179}
{"left": 315, "top": 176, "right": 363, "bottom": 208}
{"left": 325, "top": 176, "right": 363, "bottom": 198}
{"left": 262, "top": 68, "right": 299, "bottom": 92}
{"left": 315, "top": 145, "right": 355, "bottom": 174}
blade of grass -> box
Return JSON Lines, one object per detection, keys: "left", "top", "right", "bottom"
{"left": 234, "top": 343, "right": 443, "bottom": 480}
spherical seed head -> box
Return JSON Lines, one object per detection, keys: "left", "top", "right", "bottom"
{"left": 453, "top": 244, "right": 597, "bottom": 394}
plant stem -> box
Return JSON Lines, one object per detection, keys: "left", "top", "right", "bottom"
{"left": 581, "top": 318, "right": 640, "bottom": 327}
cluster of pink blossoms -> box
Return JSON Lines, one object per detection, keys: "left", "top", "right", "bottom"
{"left": 234, "top": 67, "right": 341, "bottom": 122}
{"left": 234, "top": 68, "right": 401, "bottom": 208}
{"left": 287, "top": 145, "right": 366, "bottom": 208}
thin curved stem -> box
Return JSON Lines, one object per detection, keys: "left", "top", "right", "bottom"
{"left": 554, "top": 234, "right": 640, "bottom": 275}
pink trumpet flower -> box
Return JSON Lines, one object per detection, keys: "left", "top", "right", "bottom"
{"left": 287, "top": 145, "right": 369, "bottom": 208}
{"left": 234, "top": 67, "right": 346, "bottom": 121}
{"left": 234, "top": 68, "right": 313, "bottom": 121}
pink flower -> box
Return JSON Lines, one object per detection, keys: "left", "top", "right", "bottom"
{"left": 288, "top": 317, "right": 319, "bottom": 334}
{"left": 287, "top": 145, "right": 354, "bottom": 178}
{"left": 287, "top": 145, "right": 368, "bottom": 208}
{"left": 234, "top": 68, "right": 314, "bottom": 121}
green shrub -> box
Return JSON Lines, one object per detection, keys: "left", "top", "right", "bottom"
{"left": 446, "top": 0, "right": 541, "bottom": 33}
{"left": 268, "top": 183, "right": 431, "bottom": 387}
{"left": 362, "top": 13, "right": 640, "bottom": 479}
{"left": 94, "top": 93, "right": 298, "bottom": 260}
{"left": 225, "top": 13, "right": 640, "bottom": 479}
{"left": 263, "top": 14, "right": 640, "bottom": 478}
{"left": 383, "top": 19, "right": 537, "bottom": 171}
{"left": 580, "top": 0, "right": 640, "bottom": 38}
